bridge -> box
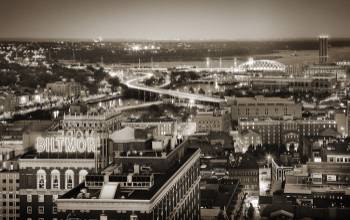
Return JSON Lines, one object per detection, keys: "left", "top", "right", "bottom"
{"left": 123, "top": 73, "right": 225, "bottom": 104}
{"left": 115, "top": 101, "right": 163, "bottom": 111}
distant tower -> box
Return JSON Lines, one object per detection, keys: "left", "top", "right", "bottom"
{"left": 206, "top": 57, "right": 210, "bottom": 69}
{"left": 319, "top": 35, "right": 329, "bottom": 64}
{"left": 219, "top": 57, "right": 222, "bottom": 69}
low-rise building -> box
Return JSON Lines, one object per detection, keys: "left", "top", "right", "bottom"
{"left": 46, "top": 81, "right": 81, "bottom": 97}
{"left": 238, "top": 118, "right": 338, "bottom": 149}
{"left": 121, "top": 119, "right": 176, "bottom": 137}
{"left": 229, "top": 156, "right": 259, "bottom": 196}
{"left": 227, "top": 96, "right": 302, "bottom": 121}
{"left": 200, "top": 178, "right": 241, "bottom": 220}
{"left": 249, "top": 75, "right": 337, "bottom": 94}
{"left": 0, "top": 92, "right": 16, "bottom": 114}
{"left": 194, "top": 110, "right": 231, "bottom": 133}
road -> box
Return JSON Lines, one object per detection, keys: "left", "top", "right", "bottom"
{"left": 115, "top": 101, "right": 163, "bottom": 111}
{"left": 122, "top": 72, "right": 225, "bottom": 104}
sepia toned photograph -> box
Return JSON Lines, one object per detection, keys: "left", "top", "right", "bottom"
{"left": 1, "top": 0, "right": 350, "bottom": 219}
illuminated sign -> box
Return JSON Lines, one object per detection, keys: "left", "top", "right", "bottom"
{"left": 311, "top": 173, "right": 322, "bottom": 184}
{"left": 327, "top": 175, "right": 336, "bottom": 182}
{"left": 35, "top": 130, "right": 100, "bottom": 153}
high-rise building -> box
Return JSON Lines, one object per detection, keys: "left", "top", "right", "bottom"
{"left": 18, "top": 130, "right": 98, "bottom": 220}
{"left": 319, "top": 35, "right": 329, "bottom": 64}
{"left": 347, "top": 101, "right": 350, "bottom": 137}
{"left": 0, "top": 149, "right": 20, "bottom": 220}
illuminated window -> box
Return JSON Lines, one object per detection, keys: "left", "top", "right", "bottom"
{"left": 65, "top": 170, "right": 74, "bottom": 189}
{"left": 79, "top": 170, "right": 88, "bottom": 184}
{"left": 27, "top": 195, "right": 32, "bottom": 203}
{"left": 51, "top": 170, "right": 60, "bottom": 189}
{"left": 37, "top": 169, "right": 46, "bottom": 189}
{"left": 38, "top": 206, "right": 44, "bottom": 214}
{"left": 38, "top": 195, "right": 44, "bottom": 203}
{"left": 52, "top": 194, "right": 58, "bottom": 202}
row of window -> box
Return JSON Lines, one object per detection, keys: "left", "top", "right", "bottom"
{"left": 37, "top": 169, "right": 88, "bottom": 190}
{"left": 329, "top": 157, "right": 350, "bottom": 163}
{"left": 27, "top": 206, "right": 57, "bottom": 214}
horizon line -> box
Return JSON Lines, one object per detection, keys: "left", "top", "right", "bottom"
{"left": 1, "top": 36, "right": 350, "bottom": 43}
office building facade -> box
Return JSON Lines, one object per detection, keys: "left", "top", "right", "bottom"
{"left": 228, "top": 96, "right": 302, "bottom": 121}
{"left": 319, "top": 36, "right": 329, "bottom": 64}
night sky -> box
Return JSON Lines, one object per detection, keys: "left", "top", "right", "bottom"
{"left": 0, "top": 0, "right": 350, "bottom": 40}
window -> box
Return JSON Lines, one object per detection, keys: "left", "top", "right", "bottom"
{"left": 52, "top": 194, "right": 58, "bottom": 202}
{"left": 38, "top": 194, "right": 44, "bottom": 203}
{"left": 79, "top": 170, "right": 88, "bottom": 184}
{"left": 37, "top": 169, "right": 46, "bottom": 189}
{"left": 38, "top": 206, "right": 44, "bottom": 214}
{"left": 27, "top": 195, "right": 32, "bottom": 203}
{"left": 27, "top": 206, "right": 32, "bottom": 214}
{"left": 51, "top": 169, "right": 60, "bottom": 189}
{"left": 52, "top": 206, "right": 57, "bottom": 214}
{"left": 65, "top": 170, "right": 74, "bottom": 189}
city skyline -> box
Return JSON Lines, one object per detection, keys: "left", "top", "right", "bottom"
{"left": 1, "top": 0, "right": 350, "bottom": 41}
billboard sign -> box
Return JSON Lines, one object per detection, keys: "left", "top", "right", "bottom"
{"left": 35, "top": 130, "right": 100, "bottom": 153}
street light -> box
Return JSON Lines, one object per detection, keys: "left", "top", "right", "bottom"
{"left": 267, "top": 154, "right": 271, "bottom": 168}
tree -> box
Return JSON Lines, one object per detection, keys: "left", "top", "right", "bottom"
{"left": 247, "top": 203, "right": 255, "bottom": 219}
{"left": 108, "top": 77, "right": 120, "bottom": 88}
{"left": 198, "top": 88, "right": 205, "bottom": 94}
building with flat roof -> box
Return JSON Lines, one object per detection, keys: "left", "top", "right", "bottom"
{"left": 55, "top": 140, "right": 201, "bottom": 220}
{"left": 200, "top": 178, "right": 241, "bottom": 220}
{"left": 62, "top": 108, "right": 122, "bottom": 169}
{"left": 194, "top": 109, "right": 231, "bottom": 133}
{"left": 283, "top": 161, "right": 350, "bottom": 209}
{"left": 249, "top": 75, "right": 337, "bottom": 94}
{"left": 227, "top": 96, "right": 302, "bottom": 121}
{"left": 229, "top": 155, "right": 259, "bottom": 196}
{"left": 0, "top": 148, "right": 20, "bottom": 220}
{"left": 18, "top": 151, "right": 96, "bottom": 220}
{"left": 319, "top": 36, "right": 329, "bottom": 64}
{"left": 238, "top": 118, "right": 338, "bottom": 150}
{"left": 46, "top": 81, "right": 81, "bottom": 97}
{"left": 121, "top": 118, "right": 177, "bottom": 137}
{"left": 0, "top": 170, "right": 20, "bottom": 220}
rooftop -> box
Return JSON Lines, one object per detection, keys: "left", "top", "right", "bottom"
{"left": 324, "top": 139, "right": 350, "bottom": 155}
{"left": 227, "top": 95, "right": 295, "bottom": 105}
{"left": 284, "top": 183, "right": 350, "bottom": 195}
{"left": 60, "top": 146, "right": 199, "bottom": 201}
{"left": 200, "top": 178, "right": 240, "bottom": 209}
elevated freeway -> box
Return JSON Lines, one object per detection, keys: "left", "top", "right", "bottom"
{"left": 123, "top": 73, "right": 225, "bottom": 104}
